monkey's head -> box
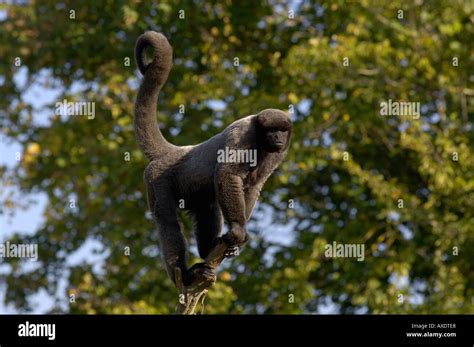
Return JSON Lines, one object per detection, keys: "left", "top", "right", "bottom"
{"left": 256, "top": 109, "right": 292, "bottom": 153}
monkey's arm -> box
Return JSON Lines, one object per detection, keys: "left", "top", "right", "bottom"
{"left": 215, "top": 166, "right": 248, "bottom": 244}
{"left": 245, "top": 165, "right": 277, "bottom": 221}
{"left": 244, "top": 185, "right": 263, "bottom": 221}
{"left": 215, "top": 168, "right": 246, "bottom": 225}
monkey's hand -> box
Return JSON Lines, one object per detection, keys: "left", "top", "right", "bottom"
{"left": 220, "top": 226, "right": 249, "bottom": 258}
{"left": 182, "top": 263, "right": 216, "bottom": 286}
{"left": 223, "top": 245, "right": 240, "bottom": 258}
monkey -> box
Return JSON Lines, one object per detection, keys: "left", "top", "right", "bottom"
{"left": 134, "top": 31, "right": 291, "bottom": 286}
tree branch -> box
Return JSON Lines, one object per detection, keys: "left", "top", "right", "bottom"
{"left": 175, "top": 242, "right": 229, "bottom": 314}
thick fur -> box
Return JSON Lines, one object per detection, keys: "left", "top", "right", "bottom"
{"left": 134, "top": 31, "right": 291, "bottom": 286}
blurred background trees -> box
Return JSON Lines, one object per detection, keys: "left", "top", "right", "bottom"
{"left": 0, "top": 0, "right": 472, "bottom": 314}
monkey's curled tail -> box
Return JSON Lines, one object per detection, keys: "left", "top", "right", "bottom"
{"left": 134, "top": 31, "right": 173, "bottom": 160}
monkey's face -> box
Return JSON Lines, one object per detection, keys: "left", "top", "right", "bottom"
{"left": 256, "top": 109, "right": 292, "bottom": 153}
{"left": 264, "top": 128, "right": 290, "bottom": 152}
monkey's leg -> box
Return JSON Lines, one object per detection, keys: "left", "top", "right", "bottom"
{"left": 214, "top": 169, "right": 248, "bottom": 247}
{"left": 154, "top": 184, "right": 216, "bottom": 286}
{"left": 194, "top": 203, "right": 223, "bottom": 259}
{"left": 154, "top": 188, "right": 188, "bottom": 284}
{"left": 155, "top": 194, "right": 215, "bottom": 286}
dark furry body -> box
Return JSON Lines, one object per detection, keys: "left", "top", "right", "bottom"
{"left": 134, "top": 31, "right": 291, "bottom": 285}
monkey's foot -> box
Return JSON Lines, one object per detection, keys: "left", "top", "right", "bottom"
{"left": 184, "top": 262, "right": 216, "bottom": 286}
{"left": 224, "top": 246, "right": 240, "bottom": 258}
